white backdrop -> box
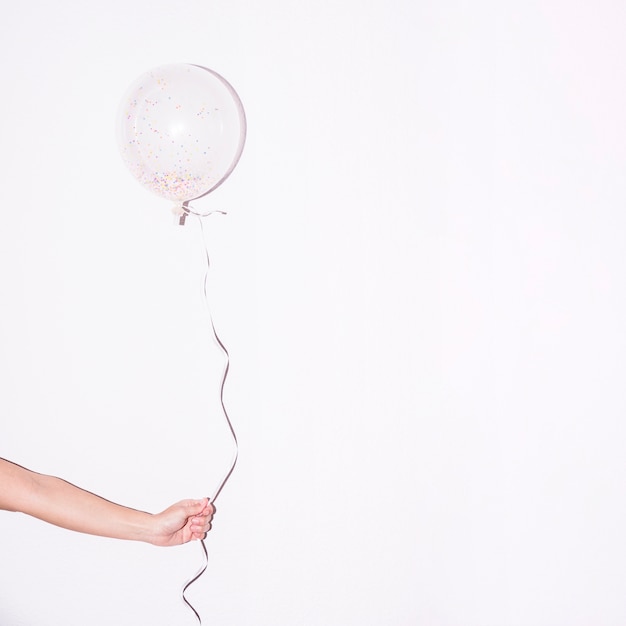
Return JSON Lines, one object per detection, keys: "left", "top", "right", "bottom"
{"left": 1, "top": 1, "right": 626, "bottom": 625}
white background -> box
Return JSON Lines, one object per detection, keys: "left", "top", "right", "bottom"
{"left": 1, "top": 1, "right": 625, "bottom": 625}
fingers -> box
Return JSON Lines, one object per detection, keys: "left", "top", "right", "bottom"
{"left": 188, "top": 499, "right": 215, "bottom": 539}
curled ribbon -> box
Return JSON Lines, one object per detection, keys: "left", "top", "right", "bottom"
{"left": 180, "top": 205, "right": 239, "bottom": 624}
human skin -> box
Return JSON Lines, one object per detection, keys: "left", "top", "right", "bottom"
{"left": 0, "top": 457, "right": 214, "bottom": 546}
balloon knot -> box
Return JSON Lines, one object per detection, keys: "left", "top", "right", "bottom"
{"left": 172, "top": 203, "right": 188, "bottom": 226}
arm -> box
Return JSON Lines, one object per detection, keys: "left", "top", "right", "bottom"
{"left": 0, "top": 458, "right": 214, "bottom": 547}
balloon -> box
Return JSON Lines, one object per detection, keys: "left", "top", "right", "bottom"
{"left": 117, "top": 63, "right": 246, "bottom": 206}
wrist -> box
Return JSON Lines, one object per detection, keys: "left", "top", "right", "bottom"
{"left": 135, "top": 511, "right": 159, "bottom": 545}
{"left": 109, "top": 508, "right": 156, "bottom": 544}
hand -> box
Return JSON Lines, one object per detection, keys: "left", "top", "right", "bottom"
{"left": 149, "top": 498, "right": 215, "bottom": 547}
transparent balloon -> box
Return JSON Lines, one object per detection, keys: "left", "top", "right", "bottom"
{"left": 117, "top": 63, "right": 246, "bottom": 205}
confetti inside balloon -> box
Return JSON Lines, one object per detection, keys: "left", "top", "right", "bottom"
{"left": 117, "top": 63, "right": 246, "bottom": 209}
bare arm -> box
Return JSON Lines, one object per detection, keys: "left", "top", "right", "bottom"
{"left": 0, "top": 458, "right": 214, "bottom": 546}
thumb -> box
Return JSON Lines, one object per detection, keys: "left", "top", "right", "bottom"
{"left": 182, "top": 497, "right": 210, "bottom": 516}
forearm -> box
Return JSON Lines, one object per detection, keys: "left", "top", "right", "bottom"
{"left": 18, "top": 471, "right": 156, "bottom": 543}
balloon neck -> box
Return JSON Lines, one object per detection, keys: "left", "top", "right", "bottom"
{"left": 172, "top": 202, "right": 188, "bottom": 226}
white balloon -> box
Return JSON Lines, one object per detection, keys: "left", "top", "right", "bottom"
{"left": 117, "top": 64, "right": 246, "bottom": 204}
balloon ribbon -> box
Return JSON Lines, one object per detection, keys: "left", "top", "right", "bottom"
{"left": 181, "top": 208, "right": 239, "bottom": 624}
